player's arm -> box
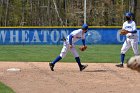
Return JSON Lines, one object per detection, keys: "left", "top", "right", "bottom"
{"left": 128, "top": 22, "right": 137, "bottom": 33}
{"left": 129, "top": 30, "right": 137, "bottom": 33}
{"left": 79, "top": 39, "right": 87, "bottom": 51}
{"left": 130, "top": 22, "right": 137, "bottom": 33}
{"left": 81, "top": 34, "right": 86, "bottom": 46}
{"left": 123, "top": 30, "right": 136, "bottom": 34}
{"left": 81, "top": 35, "right": 86, "bottom": 46}
{"left": 69, "top": 35, "right": 73, "bottom": 48}
{"left": 82, "top": 39, "right": 85, "bottom": 46}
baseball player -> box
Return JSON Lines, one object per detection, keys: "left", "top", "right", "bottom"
{"left": 49, "top": 24, "right": 88, "bottom": 71}
{"left": 116, "top": 12, "right": 139, "bottom": 67}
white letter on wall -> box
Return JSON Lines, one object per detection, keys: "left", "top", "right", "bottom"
{"left": 10, "top": 30, "right": 19, "bottom": 43}
{"left": 31, "top": 30, "right": 41, "bottom": 42}
{"left": 41, "top": 30, "right": 49, "bottom": 43}
{"left": 22, "top": 30, "right": 29, "bottom": 43}
{"left": 117, "top": 30, "right": 125, "bottom": 42}
{"left": 0, "top": 30, "right": 7, "bottom": 42}
{"left": 51, "top": 29, "right": 60, "bottom": 43}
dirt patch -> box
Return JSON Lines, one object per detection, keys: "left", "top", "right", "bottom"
{"left": 0, "top": 62, "right": 140, "bottom": 93}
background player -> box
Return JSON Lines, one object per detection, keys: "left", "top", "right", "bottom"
{"left": 116, "top": 12, "right": 139, "bottom": 67}
{"left": 49, "top": 24, "right": 88, "bottom": 71}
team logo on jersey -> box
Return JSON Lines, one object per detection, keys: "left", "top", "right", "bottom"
{"left": 125, "top": 26, "right": 132, "bottom": 29}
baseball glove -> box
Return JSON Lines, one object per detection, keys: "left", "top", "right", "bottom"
{"left": 127, "top": 56, "right": 140, "bottom": 72}
{"left": 119, "top": 29, "right": 128, "bottom": 35}
{"left": 79, "top": 46, "right": 87, "bottom": 51}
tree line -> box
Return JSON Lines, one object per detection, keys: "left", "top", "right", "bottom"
{"left": 0, "top": 0, "right": 138, "bottom": 26}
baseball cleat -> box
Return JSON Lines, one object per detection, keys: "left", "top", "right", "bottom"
{"left": 116, "top": 64, "right": 124, "bottom": 68}
{"left": 49, "top": 63, "right": 54, "bottom": 71}
{"left": 80, "top": 64, "right": 88, "bottom": 71}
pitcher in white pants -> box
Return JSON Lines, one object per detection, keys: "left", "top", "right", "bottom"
{"left": 116, "top": 12, "right": 139, "bottom": 67}
{"left": 49, "top": 24, "right": 88, "bottom": 71}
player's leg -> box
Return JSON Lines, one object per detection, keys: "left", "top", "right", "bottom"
{"left": 70, "top": 46, "right": 88, "bottom": 71}
{"left": 131, "top": 38, "right": 139, "bottom": 56}
{"left": 49, "top": 42, "right": 68, "bottom": 71}
{"left": 116, "top": 39, "right": 131, "bottom": 67}
{"left": 120, "top": 39, "right": 131, "bottom": 66}
{"left": 51, "top": 46, "right": 68, "bottom": 64}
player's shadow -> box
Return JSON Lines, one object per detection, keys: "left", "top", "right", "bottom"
{"left": 85, "top": 69, "right": 109, "bottom": 72}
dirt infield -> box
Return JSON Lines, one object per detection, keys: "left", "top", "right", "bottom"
{"left": 0, "top": 62, "right": 140, "bottom": 93}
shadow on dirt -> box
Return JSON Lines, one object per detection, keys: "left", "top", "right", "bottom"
{"left": 85, "top": 69, "right": 109, "bottom": 72}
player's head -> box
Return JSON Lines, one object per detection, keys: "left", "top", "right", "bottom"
{"left": 82, "top": 24, "right": 88, "bottom": 33}
{"left": 125, "top": 12, "right": 133, "bottom": 21}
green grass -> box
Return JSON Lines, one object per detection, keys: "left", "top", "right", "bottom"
{"left": 0, "top": 82, "right": 15, "bottom": 93}
{"left": 0, "top": 45, "right": 136, "bottom": 63}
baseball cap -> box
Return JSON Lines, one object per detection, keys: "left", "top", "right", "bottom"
{"left": 82, "top": 24, "right": 88, "bottom": 30}
{"left": 125, "top": 12, "right": 132, "bottom": 17}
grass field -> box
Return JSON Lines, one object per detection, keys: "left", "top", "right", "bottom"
{"left": 0, "top": 82, "right": 15, "bottom": 93}
{"left": 0, "top": 45, "right": 135, "bottom": 63}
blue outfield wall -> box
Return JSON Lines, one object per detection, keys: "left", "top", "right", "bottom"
{"left": 0, "top": 27, "right": 140, "bottom": 45}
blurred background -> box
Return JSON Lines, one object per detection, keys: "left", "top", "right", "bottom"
{"left": 0, "top": 0, "right": 140, "bottom": 26}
